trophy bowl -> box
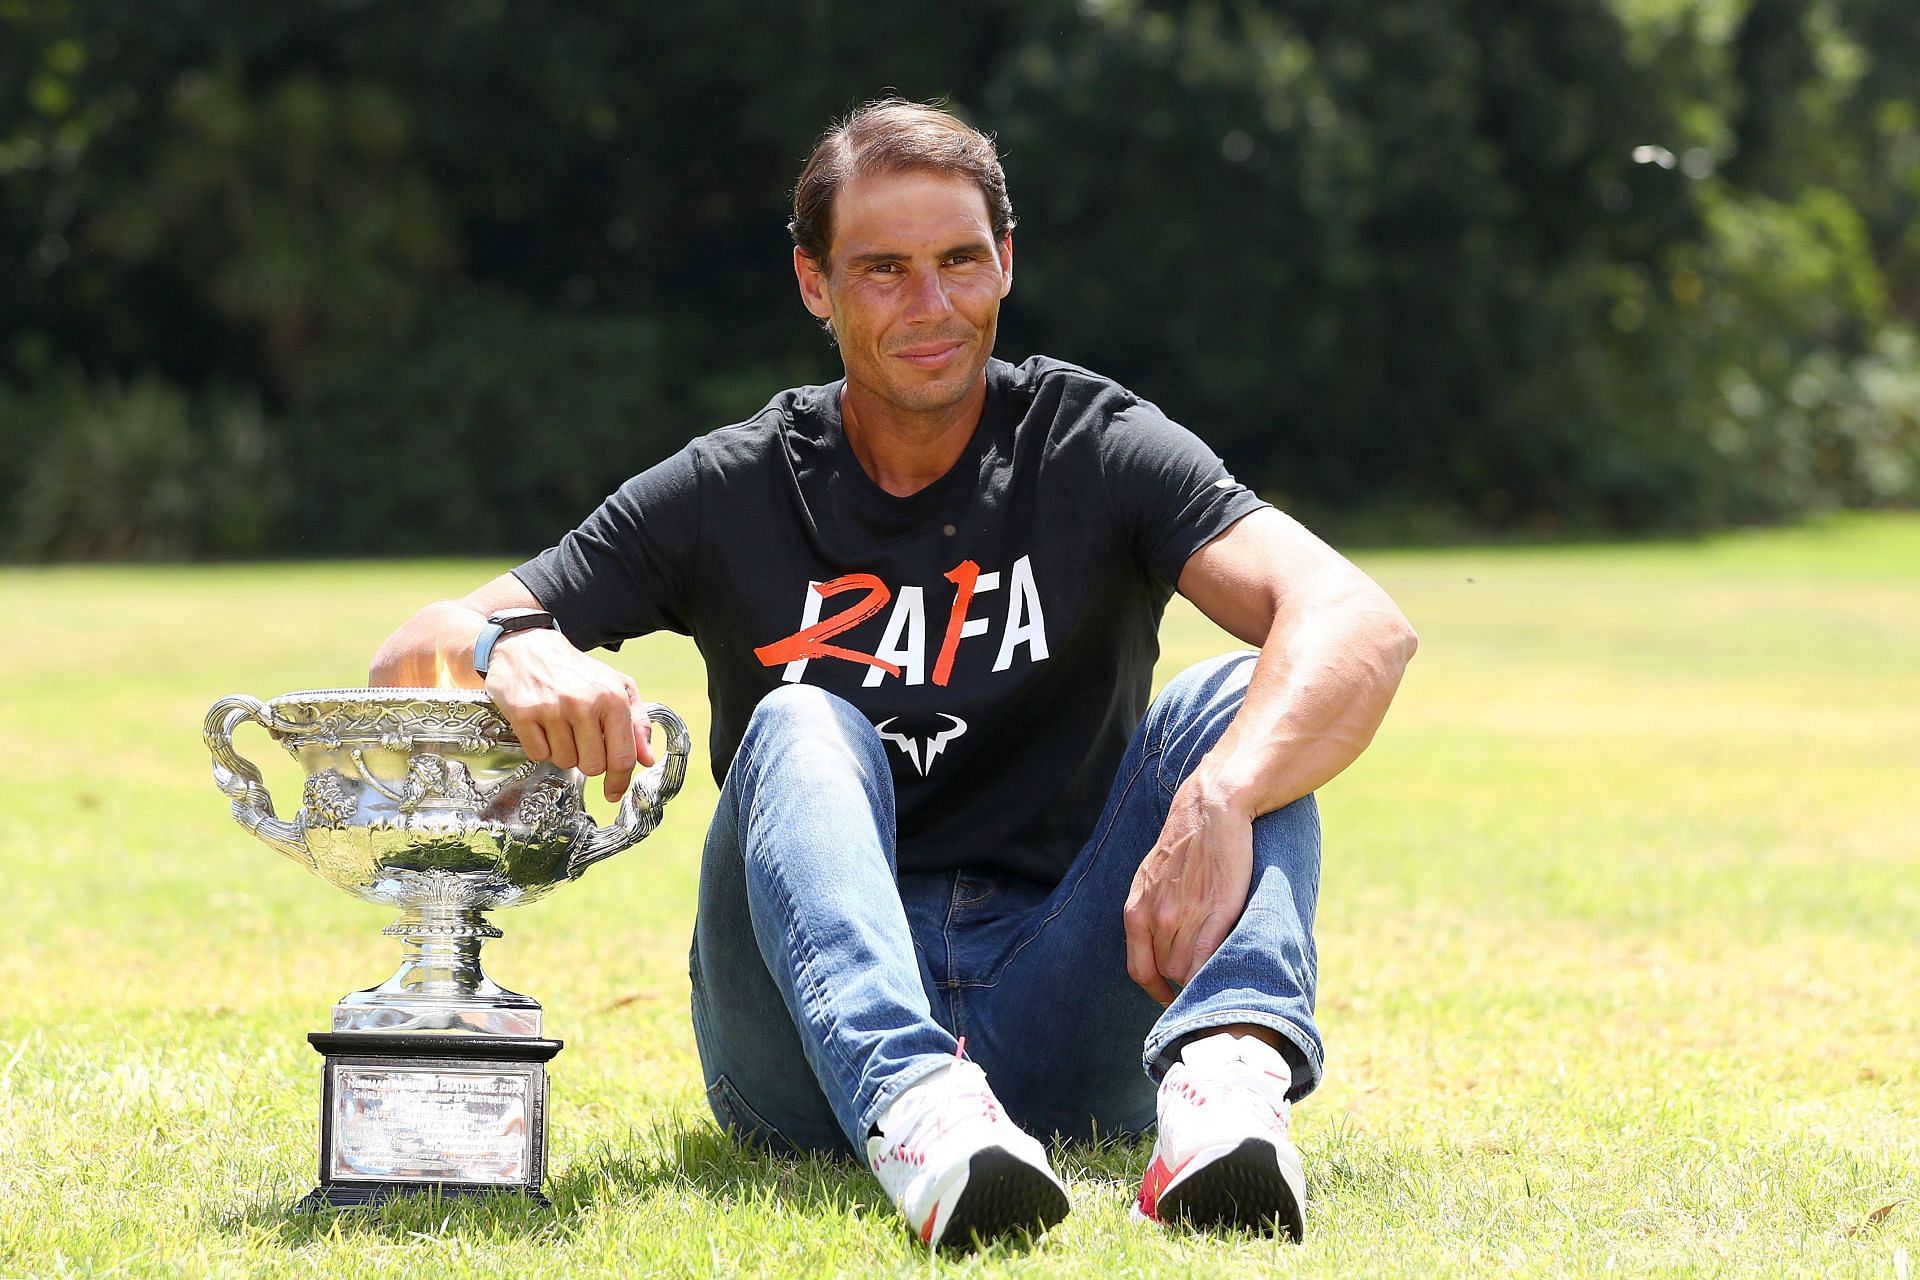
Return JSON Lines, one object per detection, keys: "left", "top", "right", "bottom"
{"left": 205, "top": 687, "right": 691, "bottom": 1036}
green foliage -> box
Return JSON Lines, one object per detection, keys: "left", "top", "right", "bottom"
{"left": 0, "top": 375, "right": 284, "bottom": 559}
{"left": 1670, "top": 186, "right": 1920, "bottom": 514}
{"left": 0, "top": 0, "right": 1915, "bottom": 555}
{"left": 282, "top": 296, "right": 671, "bottom": 556}
{"left": 986, "top": 0, "right": 1917, "bottom": 532}
{"left": 80, "top": 63, "right": 456, "bottom": 400}
{"left": 990, "top": 0, "right": 1704, "bottom": 526}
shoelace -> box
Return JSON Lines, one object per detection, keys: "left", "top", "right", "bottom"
{"left": 880, "top": 1038, "right": 1004, "bottom": 1159}
{"left": 1171, "top": 1054, "right": 1291, "bottom": 1127}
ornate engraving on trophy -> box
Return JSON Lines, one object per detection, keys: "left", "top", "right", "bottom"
{"left": 303, "top": 771, "right": 358, "bottom": 827}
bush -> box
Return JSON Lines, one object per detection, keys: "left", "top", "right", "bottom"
{"left": 0, "top": 376, "right": 285, "bottom": 560}
{"left": 281, "top": 296, "right": 673, "bottom": 556}
{"left": 1, "top": 2, "right": 1912, "bottom": 555}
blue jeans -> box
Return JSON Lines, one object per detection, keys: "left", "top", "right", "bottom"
{"left": 688, "top": 652, "right": 1323, "bottom": 1157}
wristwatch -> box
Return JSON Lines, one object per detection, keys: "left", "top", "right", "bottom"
{"left": 473, "top": 609, "right": 561, "bottom": 677}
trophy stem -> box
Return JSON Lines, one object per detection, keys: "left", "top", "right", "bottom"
{"left": 382, "top": 904, "right": 501, "bottom": 999}
{"left": 330, "top": 905, "right": 545, "bottom": 1036}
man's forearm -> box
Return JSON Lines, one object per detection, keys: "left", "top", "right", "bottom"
{"left": 1196, "top": 587, "right": 1417, "bottom": 819}
{"left": 368, "top": 600, "right": 489, "bottom": 688}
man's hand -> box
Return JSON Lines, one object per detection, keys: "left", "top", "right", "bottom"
{"left": 369, "top": 574, "right": 662, "bottom": 802}
{"left": 1123, "top": 764, "right": 1257, "bottom": 1005}
{"left": 483, "top": 628, "right": 657, "bottom": 802}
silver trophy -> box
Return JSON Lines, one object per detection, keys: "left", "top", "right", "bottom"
{"left": 204, "top": 687, "right": 690, "bottom": 1210}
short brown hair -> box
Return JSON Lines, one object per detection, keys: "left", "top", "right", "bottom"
{"left": 790, "top": 98, "right": 1015, "bottom": 263}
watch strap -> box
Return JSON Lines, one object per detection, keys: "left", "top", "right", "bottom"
{"left": 473, "top": 610, "right": 560, "bottom": 677}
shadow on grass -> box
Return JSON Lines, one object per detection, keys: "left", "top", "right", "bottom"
{"left": 551, "top": 1119, "right": 877, "bottom": 1218}
{"left": 552, "top": 1121, "right": 1063, "bottom": 1259}
{"left": 224, "top": 1182, "right": 568, "bottom": 1248}
{"left": 223, "top": 1115, "right": 1360, "bottom": 1254}
{"left": 221, "top": 1116, "right": 1055, "bottom": 1258}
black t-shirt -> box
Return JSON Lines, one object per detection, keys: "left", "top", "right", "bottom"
{"left": 514, "top": 355, "right": 1268, "bottom": 884}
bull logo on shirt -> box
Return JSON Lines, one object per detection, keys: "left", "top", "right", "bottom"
{"left": 873, "top": 714, "right": 968, "bottom": 777}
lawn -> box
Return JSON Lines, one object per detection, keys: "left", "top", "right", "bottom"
{"left": 1, "top": 514, "right": 1915, "bottom": 1277}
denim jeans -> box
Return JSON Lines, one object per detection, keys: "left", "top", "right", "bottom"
{"left": 688, "top": 652, "right": 1323, "bottom": 1158}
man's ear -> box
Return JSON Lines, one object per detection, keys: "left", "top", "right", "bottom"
{"left": 795, "top": 247, "right": 832, "bottom": 320}
{"left": 998, "top": 234, "right": 1014, "bottom": 299}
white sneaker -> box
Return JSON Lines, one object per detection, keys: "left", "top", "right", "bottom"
{"left": 866, "top": 1053, "right": 1070, "bottom": 1249}
{"left": 1132, "top": 1032, "right": 1306, "bottom": 1238}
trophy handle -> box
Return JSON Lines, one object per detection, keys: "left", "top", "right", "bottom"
{"left": 568, "top": 703, "right": 691, "bottom": 878}
{"left": 204, "top": 694, "right": 311, "bottom": 867}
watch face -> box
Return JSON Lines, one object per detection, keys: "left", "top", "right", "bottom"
{"left": 488, "top": 609, "right": 555, "bottom": 631}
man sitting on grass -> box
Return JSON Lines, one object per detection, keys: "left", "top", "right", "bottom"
{"left": 372, "top": 98, "right": 1416, "bottom": 1249}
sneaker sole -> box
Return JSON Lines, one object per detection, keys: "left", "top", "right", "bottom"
{"left": 1156, "top": 1138, "right": 1305, "bottom": 1240}
{"left": 935, "top": 1147, "right": 1071, "bottom": 1250}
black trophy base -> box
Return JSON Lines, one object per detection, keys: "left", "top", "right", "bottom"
{"left": 300, "top": 1032, "right": 562, "bottom": 1212}
{"left": 295, "top": 1181, "right": 552, "bottom": 1212}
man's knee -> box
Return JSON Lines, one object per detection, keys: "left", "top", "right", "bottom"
{"left": 1156, "top": 651, "right": 1257, "bottom": 713}
{"left": 747, "top": 681, "right": 855, "bottom": 732}
{"left": 741, "top": 684, "right": 879, "bottom": 758}
{"left": 1258, "top": 791, "right": 1321, "bottom": 853}
{"left": 1146, "top": 651, "right": 1257, "bottom": 773}
{"left": 731, "top": 683, "right": 890, "bottom": 801}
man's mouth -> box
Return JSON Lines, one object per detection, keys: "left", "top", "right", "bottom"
{"left": 892, "top": 340, "right": 967, "bottom": 369}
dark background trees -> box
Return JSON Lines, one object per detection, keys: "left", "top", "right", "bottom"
{"left": 3, "top": 0, "right": 1915, "bottom": 558}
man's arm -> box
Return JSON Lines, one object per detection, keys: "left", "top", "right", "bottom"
{"left": 369, "top": 571, "right": 656, "bottom": 802}
{"left": 1122, "top": 507, "right": 1418, "bottom": 1003}
{"left": 369, "top": 572, "right": 537, "bottom": 688}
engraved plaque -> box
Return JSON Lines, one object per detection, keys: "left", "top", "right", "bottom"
{"left": 329, "top": 1064, "right": 535, "bottom": 1185}
{"left": 300, "top": 1035, "right": 558, "bottom": 1210}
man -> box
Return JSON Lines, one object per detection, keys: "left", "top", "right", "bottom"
{"left": 372, "top": 99, "right": 1416, "bottom": 1249}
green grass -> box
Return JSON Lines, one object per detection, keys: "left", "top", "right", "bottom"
{"left": 2, "top": 512, "right": 1916, "bottom": 1277}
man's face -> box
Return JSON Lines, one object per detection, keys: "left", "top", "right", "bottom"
{"left": 795, "top": 169, "right": 1013, "bottom": 418}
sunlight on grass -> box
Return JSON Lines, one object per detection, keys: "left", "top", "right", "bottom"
{"left": 2, "top": 513, "right": 1916, "bottom": 1276}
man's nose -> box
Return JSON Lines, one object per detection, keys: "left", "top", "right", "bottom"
{"left": 903, "top": 267, "right": 954, "bottom": 321}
